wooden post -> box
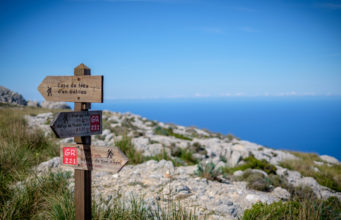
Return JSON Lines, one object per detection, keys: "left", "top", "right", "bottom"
{"left": 74, "top": 64, "right": 92, "bottom": 220}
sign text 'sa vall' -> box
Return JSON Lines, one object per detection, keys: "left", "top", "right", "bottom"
{"left": 50, "top": 111, "right": 102, "bottom": 138}
{"left": 38, "top": 75, "right": 103, "bottom": 103}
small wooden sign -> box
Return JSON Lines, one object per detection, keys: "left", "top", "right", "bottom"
{"left": 60, "top": 144, "right": 128, "bottom": 173}
{"left": 51, "top": 111, "right": 102, "bottom": 138}
{"left": 38, "top": 75, "right": 103, "bottom": 103}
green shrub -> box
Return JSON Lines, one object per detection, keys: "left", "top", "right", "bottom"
{"left": 171, "top": 148, "right": 198, "bottom": 165}
{"left": 154, "top": 126, "right": 192, "bottom": 141}
{"left": 121, "top": 118, "right": 137, "bottom": 130}
{"left": 93, "top": 195, "right": 198, "bottom": 220}
{"left": 0, "top": 172, "right": 72, "bottom": 219}
{"left": 236, "top": 171, "right": 273, "bottom": 192}
{"left": 222, "top": 155, "right": 277, "bottom": 175}
{"left": 219, "top": 154, "right": 227, "bottom": 163}
{"left": 115, "top": 135, "right": 144, "bottom": 164}
{"left": 146, "top": 148, "right": 175, "bottom": 163}
{"left": 195, "top": 162, "right": 220, "bottom": 181}
{"left": 287, "top": 185, "right": 317, "bottom": 201}
{"left": 242, "top": 197, "right": 341, "bottom": 220}
{"left": 280, "top": 154, "right": 341, "bottom": 192}
{"left": 190, "top": 142, "right": 207, "bottom": 155}
{"left": 226, "top": 133, "right": 240, "bottom": 141}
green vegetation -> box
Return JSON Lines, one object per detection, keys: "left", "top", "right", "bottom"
{"left": 243, "top": 196, "right": 341, "bottom": 220}
{"left": 0, "top": 107, "right": 59, "bottom": 204}
{"left": 241, "top": 153, "right": 341, "bottom": 219}
{"left": 93, "top": 196, "right": 198, "bottom": 220}
{"left": 146, "top": 147, "right": 197, "bottom": 167}
{"left": 121, "top": 118, "right": 138, "bottom": 130}
{"left": 280, "top": 152, "right": 341, "bottom": 192}
{"left": 1, "top": 171, "right": 73, "bottom": 219}
{"left": 154, "top": 126, "right": 192, "bottom": 141}
{"left": 171, "top": 148, "right": 198, "bottom": 165}
{"left": 236, "top": 171, "right": 273, "bottom": 192}
{"left": 147, "top": 148, "right": 176, "bottom": 164}
{"left": 226, "top": 133, "right": 240, "bottom": 141}
{"left": 195, "top": 162, "right": 220, "bottom": 181}
{"left": 234, "top": 170, "right": 317, "bottom": 198}
{"left": 219, "top": 154, "right": 227, "bottom": 163}
{"left": 190, "top": 142, "right": 207, "bottom": 156}
{"left": 2, "top": 170, "right": 198, "bottom": 220}
{"left": 115, "top": 135, "right": 144, "bottom": 164}
{"left": 222, "top": 155, "right": 277, "bottom": 175}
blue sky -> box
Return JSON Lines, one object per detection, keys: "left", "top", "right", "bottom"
{"left": 0, "top": 0, "right": 340, "bottom": 100}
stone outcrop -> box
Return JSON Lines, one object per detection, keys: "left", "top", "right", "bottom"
{"left": 320, "top": 155, "right": 340, "bottom": 165}
{"left": 27, "top": 100, "right": 40, "bottom": 107}
{"left": 0, "top": 86, "right": 27, "bottom": 106}
{"left": 40, "top": 101, "right": 71, "bottom": 109}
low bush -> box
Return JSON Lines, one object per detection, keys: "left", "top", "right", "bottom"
{"left": 154, "top": 126, "right": 192, "bottom": 141}
{"left": 222, "top": 155, "right": 277, "bottom": 175}
{"left": 190, "top": 142, "right": 207, "bottom": 155}
{"left": 171, "top": 148, "right": 198, "bottom": 165}
{"left": 195, "top": 162, "right": 220, "bottom": 181}
{"left": 115, "top": 135, "right": 144, "bottom": 164}
{"left": 235, "top": 169, "right": 318, "bottom": 199}
{"left": 236, "top": 171, "right": 273, "bottom": 192}
{"left": 242, "top": 196, "right": 341, "bottom": 220}
{"left": 226, "top": 133, "right": 240, "bottom": 141}
{"left": 280, "top": 152, "right": 341, "bottom": 192}
{"left": 1, "top": 172, "right": 72, "bottom": 219}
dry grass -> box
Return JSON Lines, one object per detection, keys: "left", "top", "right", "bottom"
{"left": 280, "top": 152, "right": 341, "bottom": 192}
{"left": 0, "top": 106, "right": 59, "bottom": 204}
{"left": 243, "top": 196, "right": 341, "bottom": 220}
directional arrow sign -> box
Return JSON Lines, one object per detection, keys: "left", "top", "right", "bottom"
{"left": 38, "top": 75, "right": 103, "bottom": 103}
{"left": 60, "top": 144, "right": 128, "bottom": 173}
{"left": 51, "top": 111, "right": 102, "bottom": 138}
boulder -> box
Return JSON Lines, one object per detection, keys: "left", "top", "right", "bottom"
{"left": 0, "top": 86, "right": 27, "bottom": 105}
{"left": 320, "top": 155, "right": 340, "bottom": 164}
{"left": 27, "top": 100, "right": 40, "bottom": 107}
{"left": 40, "top": 101, "right": 71, "bottom": 109}
{"left": 233, "top": 170, "right": 244, "bottom": 177}
{"left": 271, "top": 187, "right": 290, "bottom": 201}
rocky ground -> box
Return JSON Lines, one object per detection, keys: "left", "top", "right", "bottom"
{"left": 25, "top": 110, "right": 341, "bottom": 219}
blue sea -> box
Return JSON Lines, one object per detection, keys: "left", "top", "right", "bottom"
{"left": 92, "top": 97, "right": 341, "bottom": 160}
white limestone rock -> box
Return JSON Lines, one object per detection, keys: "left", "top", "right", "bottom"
{"left": 41, "top": 101, "right": 71, "bottom": 109}
{"left": 271, "top": 187, "right": 290, "bottom": 201}
{"left": 320, "top": 155, "right": 340, "bottom": 165}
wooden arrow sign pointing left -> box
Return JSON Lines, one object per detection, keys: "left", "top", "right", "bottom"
{"left": 38, "top": 75, "right": 103, "bottom": 103}
{"left": 60, "top": 144, "right": 129, "bottom": 173}
{"left": 51, "top": 111, "right": 102, "bottom": 138}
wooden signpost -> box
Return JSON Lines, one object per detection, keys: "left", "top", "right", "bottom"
{"left": 38, "top": 64, "right": 127, "bottom": 220}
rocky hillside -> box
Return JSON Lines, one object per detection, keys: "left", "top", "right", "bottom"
{"left": 0, "top": 85, "right": 70, "bottom": 109}
{"left": 0, "top": 86, "right": 27, "bottom": 106}
{"left": 26, "top": 110, "right": 341, "bottom": 219}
